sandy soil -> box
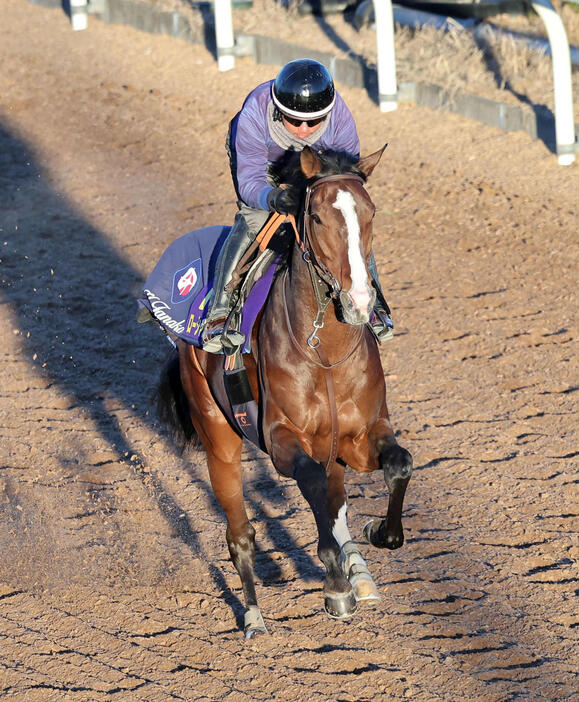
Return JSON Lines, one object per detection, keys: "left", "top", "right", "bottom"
{"left": 1, "top": 0, "right": 577, "bottom": 700}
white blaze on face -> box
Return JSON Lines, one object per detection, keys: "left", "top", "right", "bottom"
{"left": 332, "top": 189, "right": 371, "bottom": 311}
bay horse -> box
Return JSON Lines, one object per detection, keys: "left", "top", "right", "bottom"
{"left": 156, "top": 145, "right": 413, "bottom": 638}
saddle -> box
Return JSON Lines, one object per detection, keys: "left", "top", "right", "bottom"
{"left": 138, "top": 217, "right": 292, "bottom": 450}
{"left": 137, "top": 216, "right": 290, "bottom": 353}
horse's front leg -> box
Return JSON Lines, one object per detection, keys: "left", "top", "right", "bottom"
{"left": 364, "top": 439, "right": 413, "bottom": 550}
{"left": 270, "top": 430, "right": 357, "bottom": 619}
{"left": 327, "top": 462, "right": 381, "bottom": 606}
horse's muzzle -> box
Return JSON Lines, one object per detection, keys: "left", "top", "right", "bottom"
{"left": 339, "top": 286, "right": 376, "bottom": 325}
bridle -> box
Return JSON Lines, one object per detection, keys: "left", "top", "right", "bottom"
{"left": 289, "top": 172, "right": 368, "bottom": 351}
{"left": 282, "top": 172, "right": 372, "bottom": 471}
{"left": 299, "top": 172, "right": 366, "bottom": 302}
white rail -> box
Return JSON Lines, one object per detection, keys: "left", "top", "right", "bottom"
{"left": 371, "top": 0, "right": 576, "bottom": 164}
{"left": 530, "top": 0, "right": 576, "bottom": 164}
{"left": 70, "top": 0, "right": 88, "bottom": 30}
{"left": 212, "top": 0, "right": 575, "bottom": 161}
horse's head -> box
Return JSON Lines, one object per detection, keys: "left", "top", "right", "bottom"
{"left": 296, "top": 145, "right": 387, "bottom": 326}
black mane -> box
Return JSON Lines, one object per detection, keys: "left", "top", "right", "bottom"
{"left": 269, "top": 148, "right": 364, "bottom": 191}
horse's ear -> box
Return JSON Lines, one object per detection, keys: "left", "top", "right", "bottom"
{"left": 300, "top": 147, "right": 322, "bottom": 178}
{"left": 358, "top": 144, "right": 388, "bottom": 179}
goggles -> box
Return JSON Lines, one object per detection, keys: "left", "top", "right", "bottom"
{"left": 282, "top": 114, "right": 327, "bottom": 128}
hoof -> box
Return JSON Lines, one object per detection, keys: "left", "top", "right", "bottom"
{"left": 244, "top": 606, "right": 268, "bottom": 640}
{"left": 363, "top": 519, "right": 404, "bottom": 550}
{"left": 341, "top": 540, "right": 381, "bottom": 606}
{"left": 363, "top": 519, "right": 378, "bottom": 546}
{"left": 351, "top": 574, "right": 381, "bottom": 606}
{"left": 324, "top": 589, "right": 357, "bottom": 620}
{"left": 352, "top": 578, "right": 382, "bottom": 607}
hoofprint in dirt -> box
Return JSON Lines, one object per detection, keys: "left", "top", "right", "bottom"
{"left": 0, "top": 1, "right": 577, "bottom": 700}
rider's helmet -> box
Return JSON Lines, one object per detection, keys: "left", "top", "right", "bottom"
{"left": 272, "top": 58, "right": 336, "bottom": 121}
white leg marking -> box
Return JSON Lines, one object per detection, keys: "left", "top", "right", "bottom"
{"left": 332, "top": 503, "right": 353, "bottom": 547}
{"left": 333, "top": 189, "right": 371, "bottom": 311}
{"left": 333, "top": 504, "right": 381, "bottom": 605}
{"left": 333, "top": 505, "right": 369, "bottom": 575}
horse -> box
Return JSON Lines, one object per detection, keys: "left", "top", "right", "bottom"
{"left": 156, "top": 145, "right": 413, "bottom": 638}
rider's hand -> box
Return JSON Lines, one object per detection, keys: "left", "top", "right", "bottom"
{"left": 267, "top": 186, "right": 299, "bottom": 215}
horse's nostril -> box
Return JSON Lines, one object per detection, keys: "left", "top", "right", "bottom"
{"left": 345, "top": 286, "right": 370, "bottom": 308}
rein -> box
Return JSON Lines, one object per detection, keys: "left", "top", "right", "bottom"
{"left": 281, "top": 171, "right": 367, "bottom": 470}
{"left": 281, "top": 270, "right": 340, "bottom": 471}
{"left": 281, "top": 269, "right": 364, "bottom": 370}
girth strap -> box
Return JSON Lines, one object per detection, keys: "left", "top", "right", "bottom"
{"left": 223, "top": 351, "right": 265, "bottom": 450}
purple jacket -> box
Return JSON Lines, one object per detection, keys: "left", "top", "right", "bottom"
{"left": 229, "top": 80, "right": 360, "bottom": 211}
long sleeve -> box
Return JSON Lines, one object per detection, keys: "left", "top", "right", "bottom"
{"left": 231, "top": 84, "right": 274, "bottom": 210}
{"left": 229, "top": 82, "right": 361, "bottom": 211}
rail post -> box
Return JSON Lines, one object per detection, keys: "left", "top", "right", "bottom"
{"left": 215, "top": 0, "right": 235, "bottom": 72}
{"left": 373, "top": 0, "right": 398, "bottom": 111}
{"left": 70, "top": 0, "right": 88, "bottom": 30}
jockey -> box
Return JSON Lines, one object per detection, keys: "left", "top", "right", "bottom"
{"left": 202, "top": 57, "right": 393, "bottom": 353}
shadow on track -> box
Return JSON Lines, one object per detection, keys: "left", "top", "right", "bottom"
{"left": 0, "top": 121, "right": 319, "bottom": 611}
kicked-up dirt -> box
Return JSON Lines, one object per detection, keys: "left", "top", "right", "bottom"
{"left": 0, "top": 0, "right": 577, "bottom": 700}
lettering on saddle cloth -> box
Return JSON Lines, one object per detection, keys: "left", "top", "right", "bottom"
{"left": 137, "top": 225, "right": 278, "bottom": 353}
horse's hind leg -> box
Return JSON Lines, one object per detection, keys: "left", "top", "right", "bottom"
{"left": 210, "top": 453, "right": 267, "bottom": 639}
{"left": 365, "top": 439, "right": 413, "bottom": 550}
{"left": 179, "top": 346, "right": 267, "bottom": 639}
{"left": 327, "top": 463, "right": 381, "bottom": 606}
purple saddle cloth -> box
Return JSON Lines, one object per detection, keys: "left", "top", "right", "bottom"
{"left": 137, "top": 225, "right": 277, "bottom": 353}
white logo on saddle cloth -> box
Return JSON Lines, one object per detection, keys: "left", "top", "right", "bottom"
{"left": 171, "top": 258, "right": 202, "bottom": 304}
{"left": 178, "top": 267, "right": 197, "bottom": 297}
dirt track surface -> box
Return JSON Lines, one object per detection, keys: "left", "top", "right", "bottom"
{"left": 1, "top": 1, "right": 578, "bottom": 699}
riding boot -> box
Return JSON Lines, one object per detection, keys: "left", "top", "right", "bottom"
{"left": 202, "top": 214, "right": 254, "bottom": 353}
{"left": 368, "top": 252, "right": 394, "bottom": 342}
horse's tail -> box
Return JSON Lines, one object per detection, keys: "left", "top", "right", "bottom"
{"left": 156, "top": 350, "right": 200, "bottom": 452}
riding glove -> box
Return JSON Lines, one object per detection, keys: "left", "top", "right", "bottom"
{"left": 267, "top": 186, "right": 299, "bottom": 215}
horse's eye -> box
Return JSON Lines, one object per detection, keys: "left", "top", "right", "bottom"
{"left": 311, "top": 213, "right": 322, "bottom": 225}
